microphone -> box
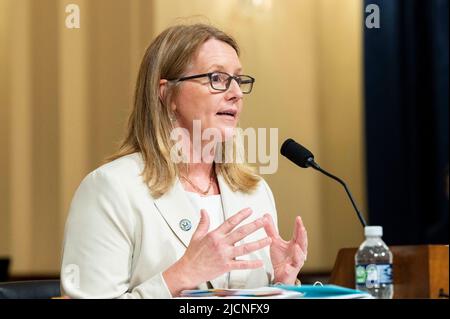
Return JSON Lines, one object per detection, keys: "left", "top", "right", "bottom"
{"left": 280, "top": 138, "right": 367, "bottom": 227}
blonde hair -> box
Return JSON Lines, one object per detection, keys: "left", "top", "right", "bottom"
{"left": 109, "top": 24, "right": 260, "bottom": 198}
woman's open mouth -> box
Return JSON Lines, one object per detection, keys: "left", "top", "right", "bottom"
{"left": 216, "top": 108, "right": 237, "bottom": 119}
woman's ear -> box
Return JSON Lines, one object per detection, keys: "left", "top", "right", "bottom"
{"left": 160, "top": 79, "right": 177, "bottom": 113}
{"left": 159, "top": 79, "right": 168, "bottom": 103}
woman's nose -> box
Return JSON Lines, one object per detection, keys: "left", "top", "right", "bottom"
{"left": 226, "top": 78, "right": 244, "bottom": 100}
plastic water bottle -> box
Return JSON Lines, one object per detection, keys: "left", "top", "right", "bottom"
{"left": 355, "top": 226, "right": 393, "bottom": 299}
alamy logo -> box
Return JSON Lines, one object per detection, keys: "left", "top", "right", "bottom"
{"left": 365, "top": 4, "right": 380, "bottom": 29}
{"left": 169, "top": 120, "right": 279, "bottom": 174}
{"left": 65, "top": 4, "right": 80, "bottom": 29}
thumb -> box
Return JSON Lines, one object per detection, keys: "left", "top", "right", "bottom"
{"left": 192, "top": 209, "right": 210, "bottom": 240}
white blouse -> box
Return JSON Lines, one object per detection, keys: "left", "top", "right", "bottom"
{"left": 185, "top": 191, "right": 230, "bottom": 288}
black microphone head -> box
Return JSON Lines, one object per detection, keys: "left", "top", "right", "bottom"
{"left": 280, "top": 138, "right": 315, "bottom": 168}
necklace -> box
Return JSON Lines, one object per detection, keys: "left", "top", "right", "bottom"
{"left": 180, "top": 170, "right": 215, "bottom": 195}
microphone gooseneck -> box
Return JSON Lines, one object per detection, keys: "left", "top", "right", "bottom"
{"left": 280, "top": 138, "right": 368, "bottom": 228}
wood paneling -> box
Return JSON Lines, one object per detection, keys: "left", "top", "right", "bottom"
{"left": 330, "top": 245, "right": 449, "bottom": 299}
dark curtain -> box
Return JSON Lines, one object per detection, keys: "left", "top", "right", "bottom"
{"left": 364, "top": 0, "right": 449, "bottom": 245}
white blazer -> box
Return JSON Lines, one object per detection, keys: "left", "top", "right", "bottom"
{"left": 60, "top": 153, "right": 278, "bottom": 298}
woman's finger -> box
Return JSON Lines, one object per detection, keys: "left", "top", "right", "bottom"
{"left": 191, "top": 209, "right": 210, "bottom": 240}
{"left": 301, "top": 228, "right": 308, "bottom": 256}
{"left": 292, "top": 243, "right": 307, "bottom": 268}
{"left": 226, "top": 217, "right": 265, "bottom": 244}
{"left": 229, "top": 259, "right": 264, "bottom": 270}
{"left": 292, "top": 216, "right": 301, "bottom": 243}
{"left": 216, "top": 207, "right": 253, "bottom": 234}
{"left": 231, "top": 237, "right": 272, "bottom": 257}
{"left": 294, "top": 216, "right": 308, "bottom": 255}
{"left": 263, "top": 213, "right": 279, "bottom": 239}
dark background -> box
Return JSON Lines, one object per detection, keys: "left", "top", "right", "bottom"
{"left": 364, "top": 0, "right": 449, "bottom": 245}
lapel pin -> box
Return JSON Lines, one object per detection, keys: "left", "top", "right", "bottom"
{"left": 179, "top": 219, "right": 192, "bottom": 231}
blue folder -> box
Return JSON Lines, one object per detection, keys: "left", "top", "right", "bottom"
{"left": 273, "top": 284, "right": 371, "bottom": 298}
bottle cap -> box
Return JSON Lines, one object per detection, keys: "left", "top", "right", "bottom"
{"left": 364, "top": 226, "right": 383, "bottom": 237}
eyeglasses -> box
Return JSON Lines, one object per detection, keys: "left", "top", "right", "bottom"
{"left": 169, "top": 72, "right": 255, "bottom": 94}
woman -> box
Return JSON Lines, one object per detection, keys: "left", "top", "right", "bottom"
{"left": 60, "top": 24, "right": 308, "bottom": 298}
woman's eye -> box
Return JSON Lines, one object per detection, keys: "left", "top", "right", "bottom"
{"left": 212, "top": 73, "right": 230, "bottom": 83}
{"left": 211, "top": 74, "right": 221, "bottom": 82}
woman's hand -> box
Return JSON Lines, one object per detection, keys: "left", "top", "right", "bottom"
{"left": 263, "top": 214, "right": 308, "bottom": 285}
{"left": 163, "top": 208, "right": 271, "bottom": 296}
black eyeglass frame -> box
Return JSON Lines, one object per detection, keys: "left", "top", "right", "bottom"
{"left": 169, "top": 72, "right": 255, "bottom": 94}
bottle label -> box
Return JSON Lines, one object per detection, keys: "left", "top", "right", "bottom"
{"left": 355, "top": 264, "right": 393, "bottom": 288}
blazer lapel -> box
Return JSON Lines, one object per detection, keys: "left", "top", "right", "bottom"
{"left": 153, "top": 178, "right": 199, "bottom": 248}
{"left": 154, "top": 178, "right": 223, "bottom": 290}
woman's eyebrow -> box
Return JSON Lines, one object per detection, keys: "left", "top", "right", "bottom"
{"left": 206, "top": 64, "right": 243, "bottom": 74}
